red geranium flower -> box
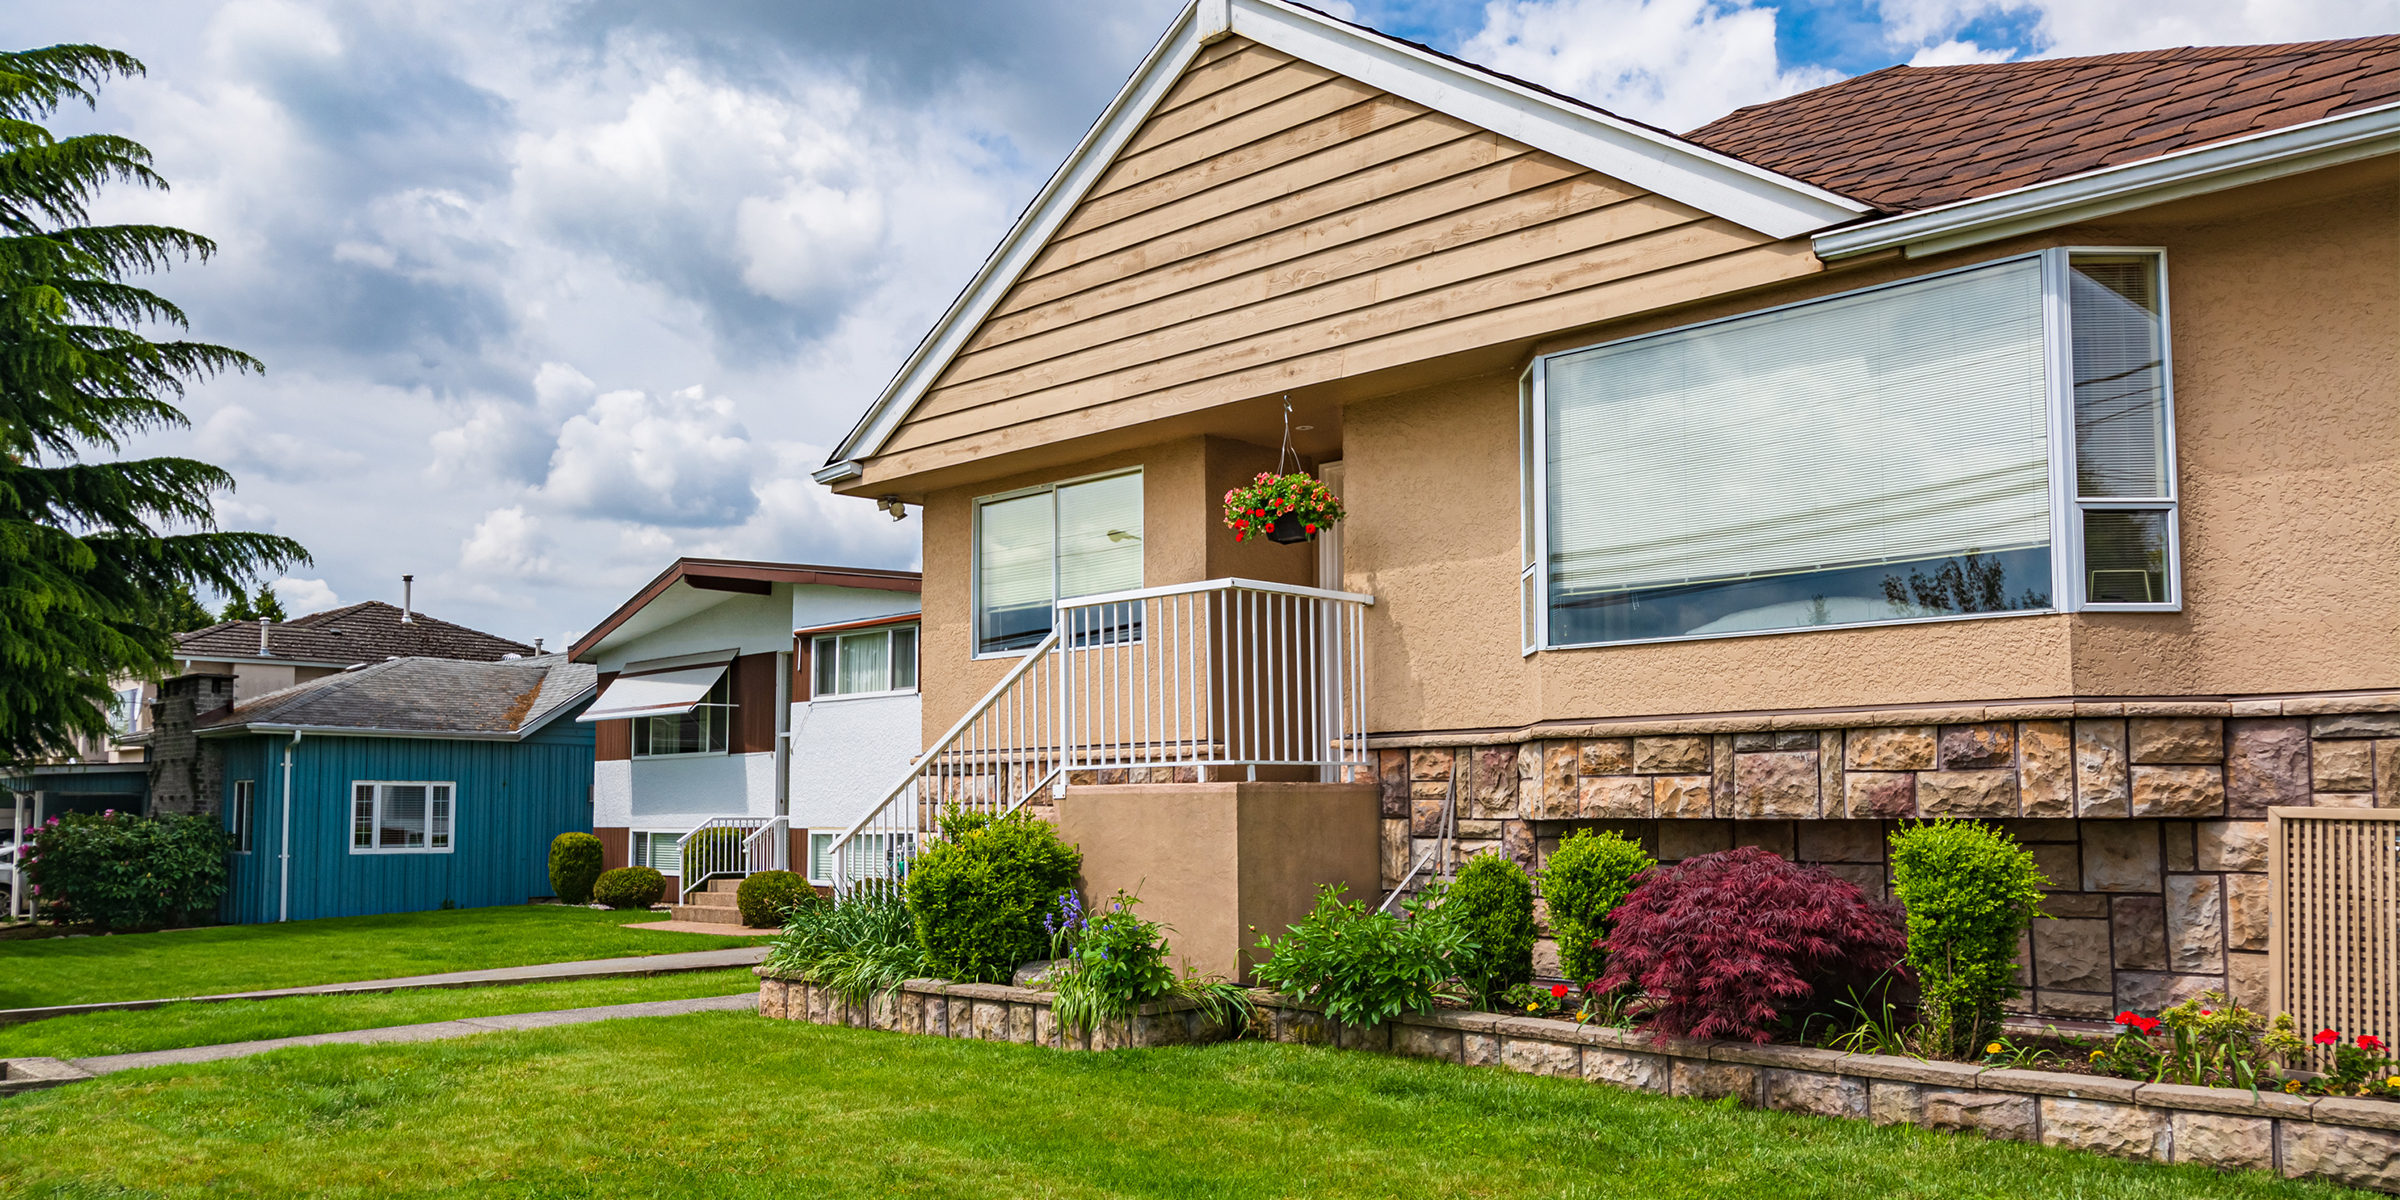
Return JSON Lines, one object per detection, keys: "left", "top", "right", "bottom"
{"left": 2315, "top": 1029, "right": 2341, "bottom": 1045}
{"left": 2115, "top": 1011, "right": 2140, "bottom": 1025}
{"left": 1550, "top": 984, "right": 1570, "bottom": 999}
{"left": 2133, "top": 1016, "right": 2161, "bottom": 1034}
{"left": 2361, "top": 1034, "right": 2388, "bottom": 1051}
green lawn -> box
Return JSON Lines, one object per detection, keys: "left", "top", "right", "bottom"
{"left": 0, "top": 1014, "right": 2354, "bottom": 1199}
{"left": 0, "top": 906, "right": 761, "bottom": 1009}
{"left": 0, "top": 968, "right": 761, "bottom": 1059}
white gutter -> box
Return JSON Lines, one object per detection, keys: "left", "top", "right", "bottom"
{"left": 278, "top": 730, "right": 300, "bottom": 923}
{"left": 1815, "top": 100, "right": 2400, "bottom": 261}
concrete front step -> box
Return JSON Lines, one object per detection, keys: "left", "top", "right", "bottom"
{"left": 668, "top": 904, "right": 748, "bottom": 925}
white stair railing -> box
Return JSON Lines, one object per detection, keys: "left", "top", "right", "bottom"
{"left": 829, "top": 578, "right": 1373, "bottom": 896}
{"left": 676, "top": 815, "right": 787, "bottom": 904}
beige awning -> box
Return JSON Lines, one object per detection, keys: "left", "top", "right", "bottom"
{"left": 577, "top": 660, "right": 730, "bottom": 723}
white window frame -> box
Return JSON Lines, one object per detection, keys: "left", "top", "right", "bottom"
{"left": 810, "top": 623, "right": 920, "bottom": 701}
{"left": 348, "top": 781, "right": 456, "bottom": 855}
{"left": 110, "top": 687, "right": 143, "bottom": 736}
{"left": 229, "top": 780, "right": 254, "bottom": 854}
{"left": 633, "top": 829, "right": 684, "bottom": 876}
{"left": 970, "top": 467, "right": 1144, "bottom": 660}
{"left": 630, "top": 673, "right": 732, "bottom": 759}
{"left": 1522, "top": 246, "right": 2180, "bottom": 652}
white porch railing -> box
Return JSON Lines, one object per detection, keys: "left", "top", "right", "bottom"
{"left": 676, "top": 815, "right": 788, "bottom": 904}
{"left": 828, "top": 577, "right": 1374, "bottom": 895}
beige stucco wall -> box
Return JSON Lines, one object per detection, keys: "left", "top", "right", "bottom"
{"left": 919, "top": 436, "right": 1318, "bottom": 740}
{"left": 1341, "top": 171, "right": 2397, "bottom": 733}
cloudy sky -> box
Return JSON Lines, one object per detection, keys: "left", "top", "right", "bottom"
{"left": 7, "top": 0, "right": 2383, "bottom": 649}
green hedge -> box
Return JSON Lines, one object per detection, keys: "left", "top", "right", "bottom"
{"left": 1446, "top": 852, "right": 1535, "bottom": 1005}
{"left": 548, "top": 833, "right": 603, "bottom": 905}
{"left": 592, "top": 867, "right": 666, "bottom": 910}
{"left": 904, "top": 810, "right": 1080, "bottom": 983}
{"left": 737, "top": 870, "right": 817, "bottom": 928}
{"left": 21, "top": 811, "right": 231, "bottom": 931}
{"left": 1889, "top": 820, "right": 2048, "bottom": 1058}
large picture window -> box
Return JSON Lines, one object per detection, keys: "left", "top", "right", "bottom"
{"left": 350, "top": 782, "right": 454, "bottom": 854}
{"left": 632, "top": 674, "right": 730, "bottom": 757}
{"left": 974, "top": 470, "right": 1143, "bottom": 655}
{"left": 1524, "top": 248, "right": 2176, "bottom": 649}
{"left": 812, "top": 625, "right": 918, "bottom": 697}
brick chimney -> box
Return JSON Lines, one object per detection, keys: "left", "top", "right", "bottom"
{"left": 146, "top": 672, "right": 235, "bottom": 817}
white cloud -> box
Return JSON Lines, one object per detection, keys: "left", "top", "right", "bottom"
{"left": 195, "top": 404, "right": 366, "bottom": 482}
{"left": 1907, "top": 39, "right": 2017, "bottom": 66}
{"left": 534, "top": 384, "right": 760, "bottom": 527}
{"left": 1459, "top": 0, "right": 1841, "bottom": 132}
{"left": 270, "top": 576, "right": 341, "bottom": 615}
{"left": 459, "top": 506, "right": 559, "bottom": 581}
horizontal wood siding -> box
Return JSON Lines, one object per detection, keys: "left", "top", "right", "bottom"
{"left": 593, "top": 672, "right": 630, "bottom": 762}
{"left": 868, "top": 36, "right": 1806, "bottom": 483}
{"left": 728, "top": 652, "right": 779, "bottom": 755}
{"left": 217, "top": 712, "right": 596, "bottom": 924}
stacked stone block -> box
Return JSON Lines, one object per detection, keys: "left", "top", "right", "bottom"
{"left": 1371, "top": 693, "right": 2400, "bottom": 1019}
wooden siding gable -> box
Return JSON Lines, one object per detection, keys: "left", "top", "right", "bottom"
{"left": 816, "top": 0, "right": 1866, "bottom": 489}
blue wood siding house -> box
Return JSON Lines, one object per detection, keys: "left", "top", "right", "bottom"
{"left": 197, "top": 656, "right": 598, "bottom": 923}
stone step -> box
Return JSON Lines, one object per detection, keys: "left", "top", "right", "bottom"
{"left": 705, "top": 876, "right": 743, "bottom": 893}
{"left": 668, "top": 904, "right": 748, "bottom": 925}
{"left": 685, "top": 889, "right": 740, "bottom": 909}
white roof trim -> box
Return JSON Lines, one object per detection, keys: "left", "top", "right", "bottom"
{"left": 1815, "top": 99, "right": 2400, "bottom": 261}
{"left": 819, "top": 0, "right": 1866, "bottom": 474}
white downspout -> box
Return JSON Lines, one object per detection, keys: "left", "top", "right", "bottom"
{"left": 279, "top": 729, "right": 302, "bottom": 922}
{"left": 774, "top": 649, "right": 792, "bottom": 873}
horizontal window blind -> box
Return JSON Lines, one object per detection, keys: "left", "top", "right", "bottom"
{"left": 1056, "top": 473, "right": 1143, "bottom": 598}
{"left": 1546, "top": 257, "right": 2050, "bottom": 599}
{"left": 977, "top": 492, "right": 1055, "bottom": 611}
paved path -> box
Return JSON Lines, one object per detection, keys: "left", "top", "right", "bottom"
{"left": 0, "top": 946, "right": 769, "bottom": 1026}
{"left": 63, "top": 992, "right": 761, "bottom": 1076}
{"left": 634, "top": 919, "right": 780, "bottom": 936}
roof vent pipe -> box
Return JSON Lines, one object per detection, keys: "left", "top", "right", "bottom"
{"left": 402, "top": 574, "right": 414, "bottom": 624}
{"left": 259, "top": 617, "right": 271, "bottom": 657}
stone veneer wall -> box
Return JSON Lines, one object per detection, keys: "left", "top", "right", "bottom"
{"left": 757, "top": 973, "right": 2400, "bottom": 1193}
{"left": 1364, "top": 693, "right": 2400, "bottom": 1021}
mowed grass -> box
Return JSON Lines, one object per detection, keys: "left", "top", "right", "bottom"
{"left": 0, "top": 1014, "right": 2357, "bottom": 1200}
{"left": 0, "top": 969, "right": 761, "bottom": 1059}
{"left": 0, "top": 906, "right": 761, "bottom": 1008}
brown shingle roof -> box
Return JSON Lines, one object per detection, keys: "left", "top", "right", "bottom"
{"left": 176, "top": 601, "right": 534, "bottom": 666}
{"left": 1683, "top": 35, "right": 2400, "bottom": 212}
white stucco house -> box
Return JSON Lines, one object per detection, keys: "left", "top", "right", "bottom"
{"left": 569, "top": 558, "right": 922, "bottom": 916}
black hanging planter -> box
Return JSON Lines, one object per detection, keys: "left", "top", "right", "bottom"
{"left": 1267, "top": 512, "right": 1314, "bottom": 544}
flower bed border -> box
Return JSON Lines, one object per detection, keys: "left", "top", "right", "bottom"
{"left": 756, "top": 970, "right": 2399, "bottom": 1193}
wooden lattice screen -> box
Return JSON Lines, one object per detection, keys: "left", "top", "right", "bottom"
{"left": 2270, "top": 806, "right": 2400, "bottom": 1067}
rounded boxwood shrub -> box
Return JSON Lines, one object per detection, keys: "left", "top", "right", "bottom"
{"left": 1539, "top": 829, "right": 1655, "bottom": 987}
{"left": 737, "top": 869, "right": 818, "bottom": 928}
{"left": 1599, "top": 846, "right": 1904, "bottom": 1044}
{"left": 1889, "top": 819, "right": 2048, "bottom": 1059}
{"left": 548, "top": 832, "right": 604, "bottom": 905}
{"left": 904, "top": 810, "right": 1081, "bottom": 983}
{"left": 1444, "top": 851, "right": 1534, "bottom": 1006}
{"left": 592, "top": 866, "right": 666, "bottom": 910}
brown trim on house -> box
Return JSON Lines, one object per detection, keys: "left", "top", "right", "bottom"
{"left": 728, "top": 652, "right": 779, "bottom": 755}
{"left": 569, "top": 557, "right": 921, "bottom": 661}
{"left": 793, "top": 634, "right": 811, "bottom": 703}
{"left": 685, "top": 574, "right": 774, "bottom": 596}
{"left": 597, "top": 826, "right": 630, "bottom": 874}
{"left": 592, "top": 673, "right": 632, "bottom": 761}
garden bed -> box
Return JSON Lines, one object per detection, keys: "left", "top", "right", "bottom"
{"left": 757, "top": 970, "right": 2400, "bottom": 1194}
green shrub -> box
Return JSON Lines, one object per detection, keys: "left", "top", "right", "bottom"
{"left": 21, "top": 811, "right": 231, "bottom": 930}
{"left": 1889, "top": 820, "right": 2048, "bottom": 1058}
{"left": 763, "top": 882, "right": 925, "bottom": 1004}
{"left": 1444, "top": 852, "right": 1534, "bottom": 1006}
{"left": 737, "top": 870, "right": 817, "bottom": 928}
{"left": 904, "top": 810, "right": 1081, "bottom": 983}
{"left": 591, "top": 866, "right": 666, "bottom": 910}
{"left": 1539, "top": 829, "right": 1654, "bottom": 987}
{"left": 1043, "top": 890, "right": 1255, "bottom": 1039}
{"left": 1252, "top": 883, "right": 1467, "bottom": 1027}
{"left": 547, "top": 832, "right": 603, "bottom": 904}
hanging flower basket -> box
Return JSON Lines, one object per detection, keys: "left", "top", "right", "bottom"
{"left": 1222, "top": 472, "right": 1345, "bottom": 544}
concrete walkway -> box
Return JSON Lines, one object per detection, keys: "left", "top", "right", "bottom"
{"left": 0, "top": 946, "right": 769, "bottom": 1026}
{"left": 2, "top": 991, "right": 760, "bottom": 1093}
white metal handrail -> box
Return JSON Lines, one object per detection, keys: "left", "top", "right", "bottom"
{"left": 676, "top": 815, "right": 787, "bottom": 904}
{"left": 828, "top": 578, "right": 1373, "bottom": 895}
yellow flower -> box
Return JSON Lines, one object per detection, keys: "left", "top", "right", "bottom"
{"left": 2089, "top": 1049, "right": 2106, "bottom": 1061}
{"left": 1985, "top": 1042, "right": 2004, "bottom": 1055}
{"left": 2284, "top": 1080, "right": 2304, "bottom": 1094}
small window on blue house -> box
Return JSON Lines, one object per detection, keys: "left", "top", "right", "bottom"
{"left": 230, "top": 780, "right": 254, "bottom": 853}
{"left": 350, "top": 782, "right": 455, "bottom": 854}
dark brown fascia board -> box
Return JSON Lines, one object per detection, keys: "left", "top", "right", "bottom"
{"left": 570, "top": 557, "right": 923, "bottom": 662}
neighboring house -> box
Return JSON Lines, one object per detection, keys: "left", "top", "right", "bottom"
{"left": 187, "top": 656, "right": 597, "bottom": 923}
{"left": 569, "top": 558, "right": 922, "bottom": 915}
{"left": 809, "top": 0, "right": 2397, "bottom": 1021}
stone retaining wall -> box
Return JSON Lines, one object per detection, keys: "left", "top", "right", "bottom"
{"left": 1351, "top": 696, "right": 2400, "bottom": 1018}
{"left": 757, "top": 972, "right": 2400, "bottom": 1193}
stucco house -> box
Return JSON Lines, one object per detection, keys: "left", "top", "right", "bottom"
{"left": 805, "top": 0, "right": 2397, "bottom": 1039}
{"left": 570, "top": 558, "right": 922, "bottom": 921}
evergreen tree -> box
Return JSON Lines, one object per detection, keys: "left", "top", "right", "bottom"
{"left": 0, "top": 46, "right": 307, "bottom": 764}
{"left": 218, "top": 582, "right": 287, "bottom": 624}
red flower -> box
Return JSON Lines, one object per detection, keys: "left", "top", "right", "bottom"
{"left": 2316, "top": 1029, "right": 2341, "bottom": 1045}
{"left": 2132, "top": 1016, "right": 2161, "bottom": 1034}
{"left": 2361, "top": 1035, "right": 2388, "bottom": 1051}
{"left": 2199, "top": 1009, "right": 2213, "bottom": 1017}
{"left": 1550, "top": 984, "right": 1569, "bottom": 999}
{"left": 2115, "top": 1011, "right": 2140, "bottom": 1025}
